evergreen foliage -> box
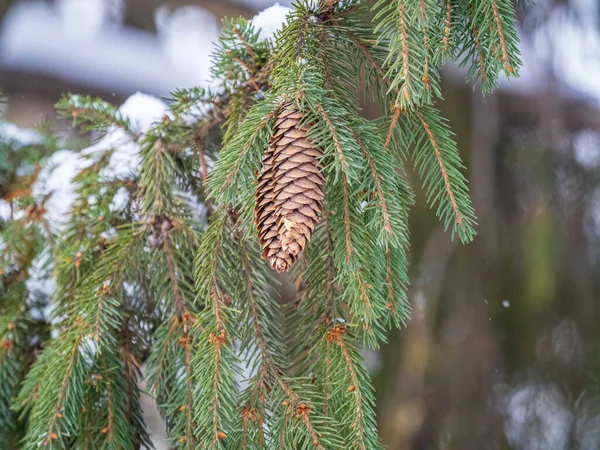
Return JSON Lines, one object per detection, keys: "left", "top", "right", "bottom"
{"left": 0, "top": 0, "right": 522, "bottom": 447}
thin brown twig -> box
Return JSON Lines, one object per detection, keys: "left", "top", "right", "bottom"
{"left": 44, "top": 335, "right": 82, "bottom": 446}
{"left": 301, "top": 414, "right": 325, "bottom": 450}
{"left": 184, "top": 335, "right": 194, "bottom": 446}
{"left": 232, "top": 27, "right": 256, "bottom": 60}
{"left": 398, "top": 0, "right": 412, "bottom": 102}
{"left": 471, "top": 25, "right": 487, "bottom": 83}
{"left": 384, "top": 106, "right": 402, "bottom": 150}
{"left": 222, "top": 109, "right": 279, "bottom": 189}
{"left": 342, "top": 176, "right": 352, "bottom": 264}
{"left": 155, "top": 317, "right": 178, "bottom": 384}
{"left": 442, "top": 0, "right": 452, "bottom": 51}
{"left": 93, "top": 294, "right": 105, "bottom": 343}
{"left": 316, "top": 104, "right": 348, "bottom": 172}
{"left": 357, "top": 276, "right": 373, "bottom": 317}
{"left": 233, "top": 57, "right": 261, "bottom": 92}
{"left": 104, "top": 363, "right": 115, "bottom": 442}
{"left": 490, "top": 0, "right": 513, "bottom": 73}
{"left": 341, "top": 30, "right": 391, "bottom": 89}
{"left": 324, "top": 345, "right": 331, "bottom": 417}
{"left": 355, "top": 134, "right": 393, "bottom": 235}
{"left": 163, "top": 237, "right": 186, "bottom": 315}
{"left": 385, "top": 247, "right": 396, "bottom": 318}
{"left": 194, "top": 122, "right": 212, "bottom": 185}
{"left": 279, "top": 404, "right": 293, "bottom": 447}
{"left": 422, "top": 34, "right": 431, "bottom": 92}
{"left": 242, "top": 414, "right": 250, "bottom": 449}
{"left": 336, "top": 336, "right": 366, "bottom": 450}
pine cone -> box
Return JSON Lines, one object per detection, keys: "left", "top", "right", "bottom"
{"left": 255, "top": 104, "right": 325, "bottom": 272}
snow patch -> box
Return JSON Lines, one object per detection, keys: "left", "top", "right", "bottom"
{"left": 0, "top": 122, "right": 44, "bottom": 147}
{"left": 0, "top": 200, "right": 11, "bottom": 222}
{"left": 83, "top": 92, "right": 169, "bottom": 178}
{"left": 251, "top": 4, "right": 292, "bottom": 41}
{"left": 34, "top": 93, "right": 167, "bottom": 229}
{"left": 120, "top": 92, "right": 169, "bottom": 134}
{"left": 33, "top": 150, "right": 91, "bottom": 229}
{"left": 25, "top": 251, "right": 55, "bottom": 301}
{"left": 110, "top": 186, "right": 130, "bottom": 212}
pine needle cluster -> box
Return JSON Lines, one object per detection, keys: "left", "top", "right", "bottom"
{"left": 0, "top": 0, "right": 521, "bottom": 447}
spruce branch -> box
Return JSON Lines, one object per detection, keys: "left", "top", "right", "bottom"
{"left": 191, "top": 213, "right": 241, "bottom": 449}
{"left": 458, "top": 0, "right": 521, "bottom": 91}
{"left": 413, "top": 108, "right": 476, "bottom": 241}
{"left": 373, "top": 0, "right": 435, "bottom": 108}
{"left": 289, "top": 231, "right": 385, "bottom": 448}
{"left": 57, "top": 95, "right": 133, "bottom": 135}
{"left": 237, "top": 238, "right": 342, "bottom": 449}
{"left": 2, "top": 0, "right": 529, "bottom": 446}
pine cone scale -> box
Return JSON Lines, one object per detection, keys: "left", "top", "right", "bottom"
{"left": 255, "top": 103, "right": 325, "bottom": 272}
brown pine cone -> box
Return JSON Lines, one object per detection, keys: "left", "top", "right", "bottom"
{"left": 255, "top": 104, "right": 325, "bottom": 272}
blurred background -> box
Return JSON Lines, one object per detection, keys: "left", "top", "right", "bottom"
{"left": 1, "top": 0, "right": 600, "bottom": 449}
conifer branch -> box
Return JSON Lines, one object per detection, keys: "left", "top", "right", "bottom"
{"left": 385, "top": 247, "right": 395, "bottom": 312}
{"left": 57, "top": 94, "right": 133, "bottom": 135}
{"left": 336, "top": 335, "right": 366, "bottom": 449}
{"left": 357, "top": 136, "right": 393, "bottom": 235}
{"left": 210, "top": 335, "right": 222, "bottom": 447}
{"left": 42, "top": 334, "right": 83, "bottom": 447}
{"left": 490, "top": 0, "right": 513, "bottom": 73}
{"left": 103, "top": 362, "right": 115, "bottom": 442}
{"left": 232, "top": 27, "right": 257, "bottom": 60}
{"left": 418, "top": 0, "right": 431, "bottom": 93}
{"left": 324, "top": 342, "right": 332, "bottom": 415}
{"left": 316, "top": 103, "right": 349, "bottom": 172}
{"left": 238, "top": 241, "right": 328, "bottom": 449}
{"left": 195, "top": 125, "right": 211, "bottom": 184}
{"left": 403, "top": 107, "right": 476, "bottom": 241}
{"left": 417, "top": 112, "right": 463, "bottom": 226}
{"left": 156, "top": 317, "right": 178, "bottom": 383}
{"left": 344, "top": 31, "right": 389, "bottom": 86}
{"left": 164, "top": 237, "right": 186, "bottom": 315}
{"left": 279, "top": 404, "right": 293, "bottom": 447}
{"left": 92, "top": 294, "right": 106, "bottom": 342}
{"left": 220, "top": 107, "right": 279, "bottom": 191}
{"left": 471, "top": 25, "right": 488, "bottom": 84}
{"left": 239, "top": 243, "right": 276, "bottom": 377}
{"left": 192, "top": 214, "right": 240, "bottom": 449}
